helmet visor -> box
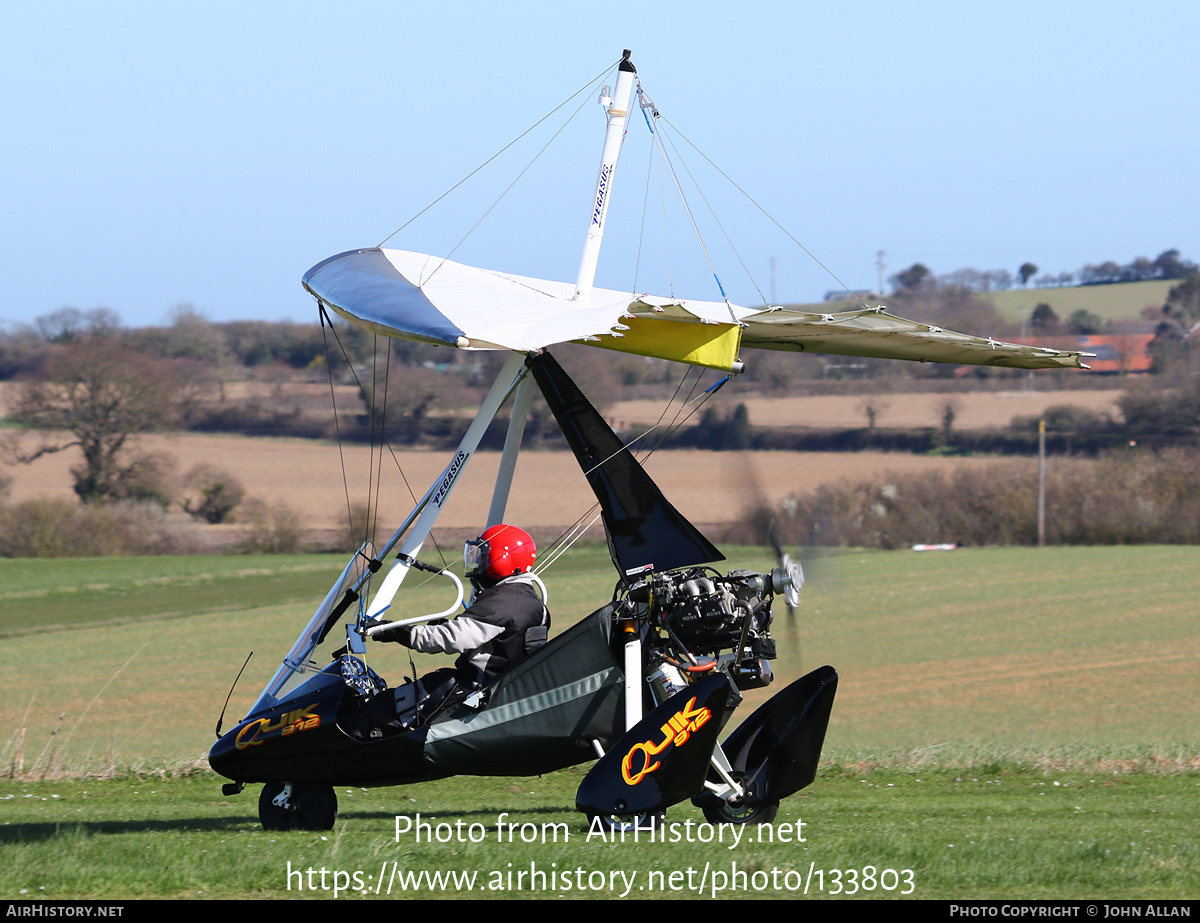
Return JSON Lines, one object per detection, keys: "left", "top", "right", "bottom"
{"left": 463, "top": 538, "right": 488, "bottom": 577}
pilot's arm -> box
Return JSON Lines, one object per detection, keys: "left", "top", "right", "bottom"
{"left": 401, "top": 617, "right": 502, "bottom": 654}
{"left": 367, "top": 615, "right": 501, "bottom": 654}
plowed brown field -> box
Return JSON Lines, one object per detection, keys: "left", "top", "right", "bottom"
{"left": 4, "top": 433, "right": 1009, "bottom": 533}
{"left": 607, "top": 389, "right": 1124, "bottom": 430}
{"left": 2, "top": 388, "right": 1121, "bottom": 536}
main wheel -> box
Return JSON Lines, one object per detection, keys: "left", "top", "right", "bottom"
{"left": 700, "top": 771, "right": 779, "bottom": 826}
{"left": 258, "top": 782, "right": 338, "bottom": 831}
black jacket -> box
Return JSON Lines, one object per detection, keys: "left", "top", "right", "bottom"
{"left": 404, "top": 575, "right": 549, "bottom": 687}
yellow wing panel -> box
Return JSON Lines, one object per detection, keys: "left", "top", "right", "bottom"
{"left": 576, "top": 315, "right": 743, "bottom": 371}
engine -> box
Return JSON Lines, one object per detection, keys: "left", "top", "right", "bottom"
{"left": 628, "top": 567, "right": 782, "bottom": 693}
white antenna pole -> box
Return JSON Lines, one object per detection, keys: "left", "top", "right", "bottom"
{"left": 1038, "top": 418, "right": 1046, "bottom": 548}
{"left": 573, "top": 49, "right": 637, "bottom": 302}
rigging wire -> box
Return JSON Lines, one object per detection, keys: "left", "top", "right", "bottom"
{"left": 534, "top": 510, "right": 603, "bottom": 575}
{"left": 317, "top": 303, "right": 448, "bottom": 567}
{"left": 366, "top": 334, "right": 380, "bottom": 546}
{"left": 325, "top": 70, "right": 818, "bottom": 595}
{"left": 529, "top": 365, "right": 729, "bottom": 575}
{"left": 634, "top": 76, "right": 768, "bottom": 305}
{"left": 656, "top": 145, "right": 675, "bottom": 299}
{"left": 657, "top": 121, "right": 769, "bottom": 307}
{"left": 630, "top": 119, "right": 657, "bottom": 297}
{"left": 660, "top": 115, "right": 874, "bottom": 311}
{"left": 524, "top": 79, "right": 753, "bottom": 573}
{"left": 318, "top": 304, "right": 356, "bottom": 550}
{"left": 420, "top": 81, "right": 601, "bottom": 288}
{"left": 637, "top": 93, "right": 737, "bottom": 323}
{"left": 532, "top": 388, "right": 722, "bottom": 576}
{"left": 370, "top": 336, "right": 392, "bottom": 549}
{"left": 313, "top": 351, "right": 726, "bottom": 604}
{"left": 632, "top": 80, "right": 675, "bottom": 298}
{"left": 646, "top": 363, "right": 709, "bottom": 454}
{"left": 378, "top": 60, "right": 620, "bottom": 249}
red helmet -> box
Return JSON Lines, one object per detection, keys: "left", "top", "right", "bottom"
{"left": 464, "top": 524, "right": 536, "bottom": 581}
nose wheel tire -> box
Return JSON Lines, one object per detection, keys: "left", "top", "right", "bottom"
{"left": 258, "top": 782, "right": 338, "bottom": 831}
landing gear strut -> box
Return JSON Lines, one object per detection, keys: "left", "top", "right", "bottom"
{"left": 699, "top": 772, "right": 779, "bottom": 826}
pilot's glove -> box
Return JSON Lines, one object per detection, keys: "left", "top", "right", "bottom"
{"left": 363, "top": 618, "right": 412, "bottom": 646}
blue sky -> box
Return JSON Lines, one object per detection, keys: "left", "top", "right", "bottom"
{"left": 4, "top": 1, "right": 1197, "bottom": 329}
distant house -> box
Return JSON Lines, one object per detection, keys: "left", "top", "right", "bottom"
{"left": 1016, "top": 334, "right": 1154, "bottom": 373}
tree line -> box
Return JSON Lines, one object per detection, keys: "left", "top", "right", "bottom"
{"left": 888, "top": 248, "right": 1196, "bottom": 295}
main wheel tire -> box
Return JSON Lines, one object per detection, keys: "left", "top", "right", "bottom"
{"left": 701, "top": 796, "right": 778, "bottom": 826}
{"left": 258, "top": 782, "right": 338, "bottom": 831}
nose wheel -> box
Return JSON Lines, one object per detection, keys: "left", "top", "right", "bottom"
{"left": 258, "top": 782, "right": 338, "bottom": 831}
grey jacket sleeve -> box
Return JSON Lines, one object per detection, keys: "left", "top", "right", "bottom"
{"left": 405, "top": 617, "right": 504, "bottom": 655}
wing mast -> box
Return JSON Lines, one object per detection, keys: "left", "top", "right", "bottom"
{"left": 489, "top": 49, "right": 638, "bottom": 527}
{"left": 573, "top": 49, "right": 637, "bottom": 302}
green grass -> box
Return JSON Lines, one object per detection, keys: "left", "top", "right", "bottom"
{"left": 983, "top": 280, "right": 1173, "bottom": 324}
{"left": 0, "top": 769, "right": 1195, "bottom": 899}
{"left": 0, "top": 545, "right": 1195, "bottom": 899}
{"left": 808, "top": 545, "right": 1200, "bottom": 748}
{"left": 2, "top": 545, "right": 1196, "bottom": 768}
{"left": 0, "top": 555, "right": 351, "bottom": 636}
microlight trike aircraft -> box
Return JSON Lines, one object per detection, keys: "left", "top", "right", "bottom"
{"left": 207, "top": 51, "right": 1089, "bottom": 831}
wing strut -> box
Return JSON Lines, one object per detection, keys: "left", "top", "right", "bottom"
{"left": 366, "top": 351, "right": 528, "bottom": 616}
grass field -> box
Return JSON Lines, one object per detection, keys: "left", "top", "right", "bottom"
{"left": 2, "top": 545, "right": 1196, "bottom": 766}
{"left": 984, "top": 280, "right": 1174, "bottom": 324}
{"left": 0, "top": 545, "right": 1196, "bottom": 899}
{"left": 1, "top": 769, "right": 1195, "bottom": 899}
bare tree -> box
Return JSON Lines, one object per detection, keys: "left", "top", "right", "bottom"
{"left": 858, "top": 396, "right": 890, "bottom": 429}
{"left": 8, "top": 338, "right": 180, "bottom": 503}
{"left": 34, "top": 307, "right": 121, "bottom": 343}
{"left": 939, "top": 397, "right": 961, "bottom": 444}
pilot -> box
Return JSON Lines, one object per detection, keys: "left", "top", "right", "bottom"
{"left": 367, "top": 523, "right": 549, "bottom": 721}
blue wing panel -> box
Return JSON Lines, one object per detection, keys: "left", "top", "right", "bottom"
{"left": 302, "top": 248, "right": 465, "bottom": 347}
